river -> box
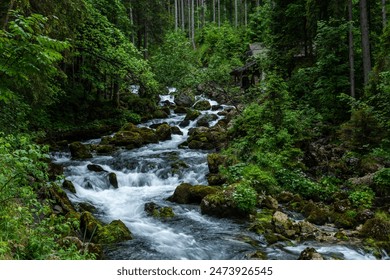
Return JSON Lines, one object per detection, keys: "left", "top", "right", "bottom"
{"left": 51, "top": 93, "right": 380, "bottom": 260}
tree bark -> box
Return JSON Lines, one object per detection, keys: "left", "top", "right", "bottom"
{"left": 175, "top": 0, "right": 178, "bottom": 31}
{"left": 348, "top": 0, "right": 356, "bottom": 98}
{"left": 2, "top": 0, "right": 15, "bottom": 30}
{"left": 359, "top": 0, "right": 372, "bottom": 85}
{"left": 382, "top": 0, "right": 387, "bottom": 28}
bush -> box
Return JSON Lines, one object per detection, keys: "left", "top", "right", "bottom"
{"left": 0, "top": 134, "right": 94, "bottom": 259}
{"left": 232, "top": 182, "right": 258, "bottom": 213}
{"left": 348, "top": 187, "right": 375, "bottom": 209}
{"left": 373, "top": 168, "right": 390, "bottom": 196}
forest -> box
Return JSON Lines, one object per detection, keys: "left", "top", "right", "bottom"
{"left": 0, "top": 0, "right": 389, "bottom": 260}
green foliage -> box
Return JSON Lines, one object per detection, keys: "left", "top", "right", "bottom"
{"left": 348, "top": 186, "right": 375, "bottom": 209}
{"left": 276, "top": 169, "right": 338, "bottom": 201}
{"left": 0, "top": 12, "right": 69, "bottom": 108}
{"left": 0, "top": 134, "right": 94, "bottom": 259}
{"left": 150, "top": 31, "right": 199, "bottom": 88}
{"left": 373, "top": 168, "right": 390, "bottom": 196}
{"left": 232, "top": 182, "right": 258, "bottom": 213}
{"left": 290, "top": 19, "right": 350, "bottom": 123}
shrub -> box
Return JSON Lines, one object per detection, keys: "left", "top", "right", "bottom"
{"left": 348, "top": 187, "right": 375, "bottom": 209}
{"left": 232, "top": 182, "right": 258, "bottom": 213}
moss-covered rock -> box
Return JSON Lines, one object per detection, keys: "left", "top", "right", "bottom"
{"left": 79, "top": 212, "right": 132, "bottom": 244}
{"left": 155, "top": 123, "right": 172, "bottom": 141}
{"left": 93, "top": 144, "right": 115, "bottom": 154}
{"left": 196, "top": 114, "right": 218, "bottom": 127}
{"left": 109, "top": 123, "right": 159, "bottom": 148}
{"left": 62, "top": 180, "right": 76, "bottom": 194}
{"left": 206, "top": 173, "right": 227, "bottom": 186}
{"left": 272, "top": 211, "right": 296, "bottom": 238}
{"left": 144, "top": 202, "right": 175, "bottom": 219}
{"left": 187, "top": 126, "right": 227, "bottom": 151}
{"left": 360, "top": 213, "right": 390, "bottom": 241}
{"left": 69, "top": 142, "right": 92, "bottom": 159}
{"left": 174, "top": 90, "right": 196, "bottom": 107}
{"left": 153, "top": 109, "right": 169, "bottom": 119}
{"left": 184, "top": 109, "right": 201, "bottom": 121}
{"left": 193, "top": 100, "right": 212, "bottom": 111}
{"left": 246, "top": 251, "right": 268, "bottom": 260}
{"left": 168, "top": 183, "right": 219, "bottom": 204}
{"left": 48, "top": 162, "right": 64, "bottom": 181}
{"left": 298, "top": 247, "right": 324, "bottom": 260}
{"left": 207, "top": 153, "right": 226, "bottom": 173}
{"left": 200, "top": 186, "right": 249, "bottom": 219}
{"left": 171, "top": 126, "right": 183, "bottom": 135}
{"left": 49, "top": 183, "right": 77, "bottom": 214}
{"left": 248, "top": 209, "right": 274, "bottom": 235}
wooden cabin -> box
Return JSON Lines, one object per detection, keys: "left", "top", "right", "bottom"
{"left": 230, "top": 43, "right": 263, "bottom": 89}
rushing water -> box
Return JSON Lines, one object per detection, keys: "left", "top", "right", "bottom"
{"left": 52, "top": 94, "right": 379, "bottom": 260}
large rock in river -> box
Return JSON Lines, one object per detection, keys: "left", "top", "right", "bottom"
{"left": 168, "top": 183, "right": 220, "bottom": 204}
{"left": 187, "top": 126, "right": 227, "bottom": 150}
{"left": 69, "top": 142, "right": 92, "bottom": 159}
{"left": 80, "top": 211, "right": 132, "bottom": 244}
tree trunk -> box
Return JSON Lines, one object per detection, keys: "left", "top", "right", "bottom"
{"left": 181, "top": 0, "right": 185, "bottom": 30}
{"left": 175, "top": 0, "right": 178, "bottom": 31}
{"left": 191, "top": 0, "right": 195, "bottom": 49}
{"left": 348, "top": 0, "right": 356, "bottom": 98}
{"left": 359, "top": 0, "right": 372, "bottom": 85}
{"left": 213, "top": 0, "right": 216, "bottom": 23}
{"left": 382, "top": 0, "right": 387, "bottom": 28}
{"left": 2, "top": 0, "right": 15, "bottom": 30}
{"left": 235, "top": 0, "right": 238, "bottom": 27}
{"left": 218, "top": 0, "right": 221, "bottom": 26}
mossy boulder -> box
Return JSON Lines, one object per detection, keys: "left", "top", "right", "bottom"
{"left": 62, "top": 180, "right": 76, "bottom": 194}
{"left": 59, "top": 236, "right": 103, "bottom": 259}
{"left": 193, "top": 100, "right": 211, "bottom": 111}
{"left": 207, "top": 153, "right": 226, "bottom": 173}
{"left": 168, "top": 183, "right": 219, "bottom": 204}
{"left": 69, "top": 142, "right": 92, "bottom": 159}
{"left": 174, "top": 90, "right": 195, "bottom": 107}
{"left": 360, "top": 214, "right": 390, "bottom": 241}
{"left": 80, "top": 212, "right": 132, "bottom": 244}
{"left": 155, "top": 123, "right": 172, "bottom": 141}
{"left": 93, "top": 144, "right": 115, "bottom": 154}
{"left": 48, "top": 183, "right": 77, "bottom": 214}
{"left": 248, "top": 209, "right": 274, "bottom": 235}
{"left": 171, "top": 126, "right": 183, "bottom": 135}
{"left": 298, "top": 247, "right": 324, "bottom": 260}
{"left": 184, "top": 109, "right": 201, "bottom": 121}
{"left": 144, "top": 202, "right": 175, "bottom": 219}
{"left": 109, "top": 123, "right": 158, "bottom": 148}
{"left": 153, "top": 109, "right": 169, "bottom": 119}
{"left": 206, "top": 173, "right": 227, "bottom": 186}
{"left": 48, "top": 162, "right": 64, "bottom": 181}
{"left": 200, "top": 186, "right": 249, "bottom": 219}
{"left": 272, "top": 211, "right": 296, "bottom": 238}
{"left": 187, "top": 126, "right": 227, "bottom": 150}
{"left": 196, "top": 114, "right": 218, "bottom": 127}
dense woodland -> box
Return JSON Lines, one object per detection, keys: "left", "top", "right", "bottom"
{"left": 0, "top": 0, "right": 389, "bottom": 259}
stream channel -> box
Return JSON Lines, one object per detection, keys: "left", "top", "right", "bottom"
{"left": 52, "top": 93, "right": 379, "bottom": 260}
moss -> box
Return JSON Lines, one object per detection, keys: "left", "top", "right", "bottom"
{"left": 69, "top": 142, "right": 92, "bottom": 159}
{"left": 144, "top": 202, "right": 175, "bottom": 219}
{"left": 168, "top": 183, "right": 219, "bottom": 204}
{"left": 248, "top": 209, "right": 274, "bottom": 234}
{"left": 80, "top": 212, "right": 132, "bottom": 244}
{"left": 185, "top": 109, "right": 201, "bottom": 121}
{"left": 156, "top": 123, "right": 172, "bottom": 141}
{"left": 193, "top": 100, "right": 211, "bottom": 111}
{"left": 360, "top": 212, "right": 390, "bottom": 241}
{"left": 62, "top": 180, "right": 76, "bottom": 194}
